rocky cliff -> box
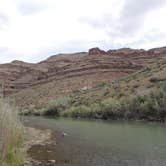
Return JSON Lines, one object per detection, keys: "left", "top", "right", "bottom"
{"left": 0, "top": 47, "right": 166, "bottom": 96}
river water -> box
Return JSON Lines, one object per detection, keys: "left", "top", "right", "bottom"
{"left": 23, "top": 116, "right": 166, "bottom": 166}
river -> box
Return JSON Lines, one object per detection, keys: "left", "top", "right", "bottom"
{"left": 23, "top": 116, "right": 166, "bottom": 166}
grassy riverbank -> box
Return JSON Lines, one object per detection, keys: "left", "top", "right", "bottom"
{"left": 0, "top": 99, "right": 24, "bottom": 166}
{"left": 15, "top": 60, "right": 166, "bottom": 121}
{"left": 27, "top": 83, "right": 165, "bottom": 122}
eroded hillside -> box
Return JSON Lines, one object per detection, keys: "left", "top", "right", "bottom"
{"left": 0, "top": 47, "right": 162, "bottom": 108}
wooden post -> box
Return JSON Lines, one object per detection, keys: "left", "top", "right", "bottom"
{"left": 2, "top": 82, "right": 5, "bottom": 98}
{"left": 0, "top": 82, "right": 2, "bottom": 98}
{"left": 0, "top": 81, "right": 5, "bottom": 98}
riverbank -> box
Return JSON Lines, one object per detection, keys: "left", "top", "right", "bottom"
{"left": 24, "top": 125, "right": 56, "bottom": 166}
{"left": 22, "top": 83, "right": 166, "bottom": 122}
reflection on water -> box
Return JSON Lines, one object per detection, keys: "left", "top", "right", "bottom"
{"left": 23, "top": 116, "right": 166, "bottom": 166}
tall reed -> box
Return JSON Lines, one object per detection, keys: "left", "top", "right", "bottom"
{"left": 0, "top": 99, "right": 24, "bottom": 166}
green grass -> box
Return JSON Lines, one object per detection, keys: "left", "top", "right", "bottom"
{"left": 0, "top": 99, "right": 24, "bottom": 166}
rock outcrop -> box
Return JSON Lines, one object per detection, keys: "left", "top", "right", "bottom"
{"left": 89, "top": 47, "right": 106, "bottom": 55}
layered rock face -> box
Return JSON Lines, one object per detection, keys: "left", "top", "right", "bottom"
{"left": 0, "top": 47, "right": 165, "bottom": 95}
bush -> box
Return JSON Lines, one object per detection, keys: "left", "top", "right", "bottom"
{"left": 100, "top": 98, "right": 122, "bottom": 119}
{"left": 122, "top": 85, "right": 166, "bottom": 120}
{"left": 101, "top": 98, "right": 121, "bottom": 112}
{"left": 62, "top": 103, "right": 100, "bottom": 118}
{"left": 64, "top": 98, "right": 123, "bottom": 119}
{"left": 67, "top": 105, "right": 91, "bottom": 118}
{"left": 43, "top": 97, "right": 71, "bottom": 116}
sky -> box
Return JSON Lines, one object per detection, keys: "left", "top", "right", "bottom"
{"left": 0, "top": 0, "right": 166, "bottom": 63}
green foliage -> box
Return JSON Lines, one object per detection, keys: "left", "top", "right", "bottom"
{"left": 2, "top": 148, "right": 24, "bottom": 166}
{"left": 62, "top": 84, "right": 166, "bottom": 121}
{"left": 101, "top": 98, "right": 121, "bottom": 112}
{"left": 122, "top": 85, "right": 166, "bottom": 120}
{"left": 0, "top": 99, "right": 24, "bottom": 166}
{"left": 43, "top": 96, "right": 71, "bottom": 116}
{"left": 68, "top": 105, "right": 91, "bottom": 118}
{"left": 63, "top": 98, "right": 122, "bottom": 119}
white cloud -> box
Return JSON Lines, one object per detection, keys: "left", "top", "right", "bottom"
{"left": 0, "top": 0, "right": 166, "bottom": 63}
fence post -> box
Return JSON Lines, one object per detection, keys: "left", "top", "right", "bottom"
{"left": 0, "top": 81, "right": 5, "bottom": 98}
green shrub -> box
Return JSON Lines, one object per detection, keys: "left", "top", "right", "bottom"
{"left": 122, "top": 85, "right": 166, "bottom": 120}
{"left": 89, "top": 103, "right": 101, "bottom": 114}
{"left": 100, "top": 98, "right": 122, "bottom": 119}
{"left": 43, "top": 97, "right": 71, "bottom": 116}
{"left": 101, "top": 98, "right": 121, "bottom": 112}
{"left": 67, "top": 105, "right": 91, "bottom": 118}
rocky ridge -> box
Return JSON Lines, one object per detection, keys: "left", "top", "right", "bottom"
{"left": 0, "top": 46, "right": 166, "bottom": 96}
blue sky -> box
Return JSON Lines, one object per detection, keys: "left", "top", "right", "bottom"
{"left": 0, "top": 0, "right": 166, "bottom": 63}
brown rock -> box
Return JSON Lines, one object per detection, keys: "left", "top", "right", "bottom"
{"left": 88, "top": 47, "right": 106, "bottom": 55}
{"left": 107, "top": 48, "right": 145, "bottom": 55}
